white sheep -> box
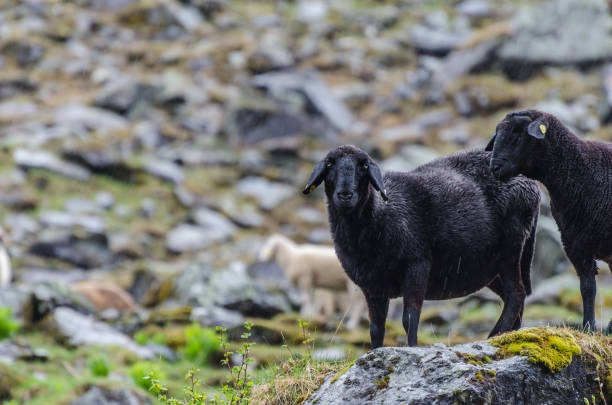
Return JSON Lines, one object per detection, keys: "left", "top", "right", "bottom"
{"left": 258, "top": 233, "right": 366, "bottom": 329}
{"left": 0, "top": 228, "right": 11, "bottom": 287}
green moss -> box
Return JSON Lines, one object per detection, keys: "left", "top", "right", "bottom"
{"left": 329, "top": 363, "right": 354, "bottom": 384}
{"left": 485, "top": 369, "right": 496, "bottom": 378}
{"left": 483, "top": 356, "right": 492, "bottom": 364}
{"left": 373, "top": 374, "right": 390, "bottom": 390}
{"left": 475, "top": 372, "right": 483, "bottom": 380}
{"left": 455, "top": 351, "right": 485, "bottom": 366}
{"left": 489, "top": 327, "right": 581, "bottom": 373}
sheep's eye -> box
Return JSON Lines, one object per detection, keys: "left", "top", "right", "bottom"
{"left": 326, "top": 160, "right": 334, "bottom": 167}
{"left": 362, "top": 163, "right": 368, "bottom": 169}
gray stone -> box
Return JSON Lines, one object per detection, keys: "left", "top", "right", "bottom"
{"left": 44, "top": 307, "right": 153, "bottom": 359}
{"left": 455, "top": 0, "right": 495, "bottom": 18}
{"left": 69, "top": 386, "right": 151, "bottom": 405}
{"left": 95, "top": 192, "right": 115, "bottom": 210}
{"left": 38, "top": 211, "right": 106, "bottom": 234}
{"left": 252, "top": 70, "right": 354, "bottom": 132}
{"left": 296, "top": 0, "right": 328, "bottom": 23}
{"left": 307, "top": 339, "right": 599, "bottom": 404}
{"left": 500, "top": 0, "right": 612, "bottom": 79}
{"left": 381, "top": 145, "right": 440, "bottom": 173}
{"left": 29, "top": 232, "right": 113, "bottom": 269}
{"left": 312, "top": 347, "right": 346, "bottom": 362}
{"left": 0, "top": 339, "right": 48, "bottom": 364}
{"left": 192, "top": 207, "right": 237, "bottom": 239}
{"left": 236, "top": 176, "right": 294, "bottom": 211}
{"left": 55, "top": 104, "right": 128, "bottom": 132}
{"left": 410, "top": 23, "right": 471, "bottom": 56}
{"left": 14, "top": 149, "right": 90, "bottom": 181}
{"left": 165, "top": 223, "right": 230, "bottom": 253}
{"left": 145, "top": 159, "right": 184, "bottom": 184}
{"left": 191, "top": 306, "right": 244, "bottom": 329}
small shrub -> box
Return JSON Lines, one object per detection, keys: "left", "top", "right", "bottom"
{"left": 183, "top": 323, "right": 221, "bottom": 366}
{"left": 0, "top": 307, "right": 19, "bottom": 340}
{"left": 134, "top": 331, "right": 148, "bottom": 345}
{"left": 88, "top": 354, "right": 111, "bottom": 377}
{"left": 130, "top": 361, "right": 164, "bottom": 391}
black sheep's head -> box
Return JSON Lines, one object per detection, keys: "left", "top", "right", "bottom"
{"left": 302, "top": 145, "right": 388, "bottom": 212}
{"left": 486, "top": 109, "right": 549, "bottom": 180}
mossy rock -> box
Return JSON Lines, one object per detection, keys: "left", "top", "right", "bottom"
{"left": 489, "top": 327, "right": 581, "bottom": 373}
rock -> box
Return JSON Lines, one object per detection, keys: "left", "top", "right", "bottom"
{"left": 0, "top": 339, "right": 48, "bottom": 364}
{"left": 21, "top": 283, "right": 95, "bottom": 323}
{"left": 601, "top": 63, "right": 612, "bottom": 124}
{"left": 0, "top": 286, "right": 29, "bottom": 318}
{"left": 95, "top": 192, "right": 115, "bottom": 210}
{"left": 29, "top": 232, "right": 114, "bottom": 269}
{"left": 0, "top": 100, "right": 38, "bottom": 121}
{"left": 526, "top": 274, "right": 577, "bottom": 306}
{"left": 2, "top": 40, "right": 45, "bottom": 67}
{"left": 247, "top": 48, "right": 294, "bottom": 73}
{"left": 93, "top": 76, "right": 158, "bottom": 114}
{"left": 252, "top": 70, "right": 354, "bottom": 132}
{"left": 55, "top": 104, "right": 128, "bottom": 133}
{"left": 69, "top": 386, "right": 151, "bottom": 405}
{"left": 43, "top": 307, "right": 153, "bottom": 359}
{"left": 145, "top": 158, "right": 184, "bottom": 184}
{"left": 532, "top": 215, "right": 569, "bottom": 282}
{"left": 0, "top": 78, "right": 37, "bottom": 100}
{"left": 296, "top": 0, "right": 328, "bottom": 23}
{"left": 38, "top": 211, "right": 106, "bottom": 234}
{"left": 410, "top": 17, "right": 471, "bottom": 56}
{"left": 535, "top": 98, "right": 600, "bottom": 133}
{"left": 165, "top": 223, "right": 231, "bottom": 253}
{"left": 70, "top": 281, "right": 136, "bottom": 312}
{"left": 191, "top": 306, "right": 244, "bottom": 329}
{"left": 378, "top": 109, "right": 453, "bottom": 143}
{"left": 233, "top": 108, "right": 307, "bottom": 145}
{"left": 307, "top": 333, "right": 598, "bottom": 404}
{"left": 426, "top": 40, "right": 501, "bottom": 103}
{"left": 62, "top": 149, "right": 139, "bottom": 182}
{"left": 209, "top": 262, "right": 292, "bottom": 317}
{"left": 500, "top": 0, "right": 612, "bottom": 80}
{"left": 236, "top": 176, "right": 294, "bottom": 211}
{"left": 455, "top": 0, "right": 495, "bottom": 18}
{"left": 14, "top": 149, "right": 90, "bottom": 181}
{"left": 192, "top": 207, "right": 237, "bottom": 239}
{"left": 381, "top": 145, "right": 440, "bottom": 173}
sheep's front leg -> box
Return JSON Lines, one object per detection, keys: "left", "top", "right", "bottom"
{"left": 364, "top": 292, "right": 389, "bottom": 350}
{"left": 402, "top": 263, "right": 428, "bottom": 346}
{"left": 567, "top": 253, "right": 598, "bottom": 331}
{"left": 296, "top": 274, "right": 315, "bottom": 317}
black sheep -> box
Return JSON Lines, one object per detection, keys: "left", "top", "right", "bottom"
{"left": 303, "top": 145, "right": 540, "bottom": 348}
{"left": 487, "top": 109, "right": 612, "bottom": 331}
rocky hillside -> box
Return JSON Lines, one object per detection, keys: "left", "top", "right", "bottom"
{"left": 0, "top": 0, "right": 611, "bottom": 403}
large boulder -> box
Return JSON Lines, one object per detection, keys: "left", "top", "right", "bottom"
{"left": 500, "top": 0, "right": 612, "bottom": 80}
{"left": 307, "top": 328, "right": 603, "bottom": 404}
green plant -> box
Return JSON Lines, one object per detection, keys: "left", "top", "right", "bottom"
{"left": 130, "top": 361, "right": 164, "bottom": 391}
{"left": 149, "top": 321, "right": 255, "bottom": 405}
{"left": 0, "top": 307, "right": 19, "bottom": 340}
{"left": 88, "top": 354, "right": 111, "bottom": 377}
{"left": 183, "top": 323, "right": 221, "bottom": 366}
{"left": 134, "top": 331, "right": 148, "bottom": 345}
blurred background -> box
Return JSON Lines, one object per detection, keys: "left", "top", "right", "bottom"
{"left": 0, "top": 0, "right": 611, "bottom": 403}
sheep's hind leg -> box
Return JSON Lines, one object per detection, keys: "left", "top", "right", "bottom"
{"left": 402, "top": 262, "right": 429, "bottom": 346}
{"left": 488, "top": 277, "right": 523, "bottom": 332}
{"left": 567, "top": 253, "right": 598, "bottom": 332}
{"left": 364, "top": 293, "right": 389, "bottom": 350}
{"left": 487, "top": 262, "right": 526, "bottom": 338}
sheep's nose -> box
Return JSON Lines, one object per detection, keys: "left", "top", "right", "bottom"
{"left": 337, "top": 191, "right": 354, "bottom": 201}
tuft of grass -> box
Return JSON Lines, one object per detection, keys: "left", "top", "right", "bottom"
{"left": 130, "top": 361, "right": 165, "bottom": 391}
{"left": 183, "top": 323, "right": 221, "bottom": 366}
{"left": 0, "top": 307, "right": 19, "bottom": 340}
{"left": 88, "top": 354, "right": 111, "bottom": 377}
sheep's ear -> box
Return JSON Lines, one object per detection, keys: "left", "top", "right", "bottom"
{"left": 485, "top": 133, "right": 496, "bottom": 151}
{"left": 527, "top": 118, "right": 547, "bottom": 139}
{"left": 367, "top": 161, "right": 388, "bottom": 202}
{"left": 303, "top": 160, "right": 327, "bottom": 194}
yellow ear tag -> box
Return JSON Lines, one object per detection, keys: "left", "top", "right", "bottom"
{"left": 539, "top": 124, "right": 547, "bottom": 134}
{"left": 309, "top": 185, "right": 316, "bottom": 192}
